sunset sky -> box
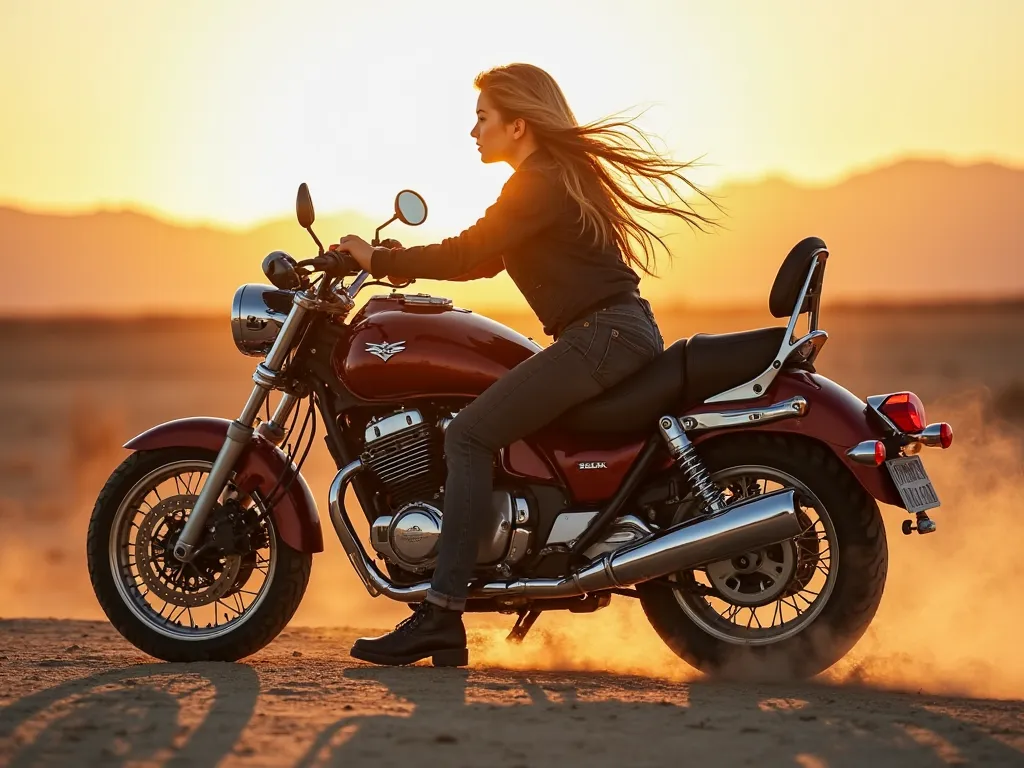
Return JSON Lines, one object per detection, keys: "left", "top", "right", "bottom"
{"left": 1, "top": 0, "right": 1021, "bottom": 234}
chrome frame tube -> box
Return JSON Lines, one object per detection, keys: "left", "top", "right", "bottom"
{"left": 173, "top": 291, "right": 314, "bottom": 561}
{"left": 682, "top": 396, "right": 809, "bottom": 432}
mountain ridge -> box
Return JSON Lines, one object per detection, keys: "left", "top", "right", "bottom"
{"left": 1, "top": 158, "right": 1021, "bottom": 315}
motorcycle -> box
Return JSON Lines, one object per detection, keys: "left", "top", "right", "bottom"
{"left": 87, "top": 183, "right": 953, "bottom": 677}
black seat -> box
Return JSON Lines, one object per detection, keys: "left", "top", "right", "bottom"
{"left": 683, "top": 327, "right": 787, "bottom": 404}
{"left": 556, "top": 328, "right": 786, "bottom": 434}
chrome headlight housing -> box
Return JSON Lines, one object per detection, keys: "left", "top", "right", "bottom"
{"left": 231, "top": 283, "right": 292, "bottom": 356}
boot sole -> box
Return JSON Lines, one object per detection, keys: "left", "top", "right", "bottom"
{"left": 350, "top": 645, "right": 469, "bottom": 668}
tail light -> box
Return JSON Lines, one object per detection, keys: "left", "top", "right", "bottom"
{"left": 939, "top": 422, "right": 954, "bottom": 448}
{"left": 917, "top": 422, "right": 954, "bottom": 449}
{"left": 879, "top": 392, "right": 926, "bottom": 434}
{"left": 847, "top": 440, "right": 887, "bottom": 466}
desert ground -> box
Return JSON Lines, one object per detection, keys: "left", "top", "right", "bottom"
{"left": 1, "top": 303, "right": 1023, "bottom": 765}
{"left": 1, "top": 619, "right": 1022, "bottom": 767}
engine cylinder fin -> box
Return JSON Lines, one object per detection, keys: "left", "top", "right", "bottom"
{"left": 361, "top": 410, "right": 445, "bottom": 510}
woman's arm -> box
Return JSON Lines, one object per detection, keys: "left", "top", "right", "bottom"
{"left": 446, "top": 254, "right": 506, "bottom": 281}
{"left": 368, "top": 167, "right": 560, "bottom": 281}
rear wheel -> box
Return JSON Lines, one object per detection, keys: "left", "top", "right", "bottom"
{"left": 637, "top": 434, "right": 887, "bottom": 679}
{"left": 87, "top": 447, "right": 312, "bottom": 662}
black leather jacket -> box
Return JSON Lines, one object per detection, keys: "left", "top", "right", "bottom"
{"left": 370, "top": 148, "right": 642, "bottom": 337}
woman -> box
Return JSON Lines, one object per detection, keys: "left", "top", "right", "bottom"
{"left": 331, "top": 63, "right": 715, "bottom": 667}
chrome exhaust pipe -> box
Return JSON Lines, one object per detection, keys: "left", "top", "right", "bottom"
{"left": 571, "top": 487, "right": 802, "bottom": 593}
{"left": 328, "top": 460, "right": 802, "bottom": 603}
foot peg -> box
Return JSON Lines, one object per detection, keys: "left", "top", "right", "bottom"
{"left": 506, "top": 609, "right": 541, "bottom": 644}
{"left": 902, "top": 511, "right": 937, "bottom": 535}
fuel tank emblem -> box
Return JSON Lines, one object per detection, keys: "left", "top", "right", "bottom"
{"left": 578, "top": 461, "right": 608, "bottom": 470}
{"left": 366, "top": 341, "right": 406, "bottom": 362}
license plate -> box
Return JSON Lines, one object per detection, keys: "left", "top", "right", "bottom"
{"left": 885, "top": 455, "right": 941, "bottom": 513}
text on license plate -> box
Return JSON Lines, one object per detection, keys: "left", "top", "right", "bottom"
{"left": 885, "top": 455, "right": 941, "bottom": 513}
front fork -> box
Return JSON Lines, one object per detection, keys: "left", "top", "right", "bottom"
{"left": 171, "top": 291, "right": 315, "bottom": 562}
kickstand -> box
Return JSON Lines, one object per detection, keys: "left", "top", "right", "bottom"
{"left": 506, "top": 609, "right": 542, "bottom": 644}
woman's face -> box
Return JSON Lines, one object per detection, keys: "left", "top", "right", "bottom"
{"left": 470, "top": 91, "right": 518, "bottom": 164}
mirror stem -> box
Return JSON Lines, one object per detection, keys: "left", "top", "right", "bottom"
{"left": 306, "top": 227, "right": 325, "bottom": 255}
{"left": 373, "top": 215, "right": 398, "bottom": 247}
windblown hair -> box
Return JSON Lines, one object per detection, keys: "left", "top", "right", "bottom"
{"left": 475, "top": 63, "right": 718, "bottom": 277}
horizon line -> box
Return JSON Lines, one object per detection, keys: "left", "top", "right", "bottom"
{"left": 0, "top": 152, "right": 1020, "bottom": 234}
{"left": 3, "top": 295, "right": 1024, "bottom": 323}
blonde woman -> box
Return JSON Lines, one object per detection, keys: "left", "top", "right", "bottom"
{"left": 332, "top": 63, "right": 713, "bottom": 666}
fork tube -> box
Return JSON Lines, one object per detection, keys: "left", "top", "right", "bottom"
{"left": 172, "top": 290, "right": 314, "bottom": 562}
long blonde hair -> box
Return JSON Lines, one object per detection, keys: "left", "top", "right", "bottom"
{"left": 475, "top": 63, "right": 717, "bottom": 276}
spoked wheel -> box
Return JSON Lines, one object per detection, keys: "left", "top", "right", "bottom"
{"left": 674, "top": 467, "right": 837, "bottom": 644}
{"left": 638, "top": 434, "right": 887, "bottom": 680}
{"left": 88, "top": 448, "right": 312, "bottom": 662}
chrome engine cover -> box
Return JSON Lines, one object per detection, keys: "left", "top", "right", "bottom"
{"left": 370, "top": 492, "right": 531, "bottom": 574}
{"left": 372, "top": 502, "right": 443, "bottom": 570}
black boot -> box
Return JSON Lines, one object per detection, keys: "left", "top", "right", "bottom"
{"left": 350, "top": 602, "right": 468, "bottom": 667}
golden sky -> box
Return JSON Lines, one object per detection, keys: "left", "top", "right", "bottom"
{"left": 1, "top": 0, "right": 1021, "bottom": 232}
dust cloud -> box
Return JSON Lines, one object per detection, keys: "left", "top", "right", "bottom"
{"left": 2, "top": 389, "right": 1022, "bottom": 700}
{"left": 464, "top": 390, "right": 1024, "bottom": 701}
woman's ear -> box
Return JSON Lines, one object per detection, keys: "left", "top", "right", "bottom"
{"left": 512, "top": 117, "right": 527, "bottom": 140}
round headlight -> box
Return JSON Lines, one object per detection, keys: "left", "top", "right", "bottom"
{"left": 231, "top": 284, "right": 292, "bottom": 356}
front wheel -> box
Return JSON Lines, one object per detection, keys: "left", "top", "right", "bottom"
{"left": 637, "top": 434, "right": 887, "bottom": 680}
{"left": 87, "top": 447, "right": 312, "bottom": 662}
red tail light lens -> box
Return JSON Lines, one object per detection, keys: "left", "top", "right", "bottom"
{"left": 939, "top": 422, "right": 953, "bottom": 449}
{"left": 880, "top": 392, "right": 927, "bottom": 434}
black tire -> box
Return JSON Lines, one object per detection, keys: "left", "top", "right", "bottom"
{"left": 637, "top": 433, "right": 887, "bottom": 680}
{"left": 87, "top": 448, "right": 312, "bottom": 662}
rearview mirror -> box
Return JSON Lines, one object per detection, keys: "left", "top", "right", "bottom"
{"left": 395, "top": 190, "right": 428, "bottom": 227}
{"left": 296, "top": 183, "right": 315, "bottom": 229}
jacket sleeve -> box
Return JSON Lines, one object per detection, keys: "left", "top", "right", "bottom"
{"left": 369, "top": 166, "right": 560, "bottom": 281}
{"left": 448, "top": 254, "right": 506, "bottom": 281}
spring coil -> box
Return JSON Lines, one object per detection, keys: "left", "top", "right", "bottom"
{"left": 677, "top": 443, "right": 725, "bottom": 511}
{"left": 658, "top": 415, "right": 725, "bottom": 512}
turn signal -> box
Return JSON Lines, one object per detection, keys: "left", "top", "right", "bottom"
{"left": 847, "top": 440, "right": 887, "bottom": 467}
{"left": 937, "top": 422, "right": 953, "bottom": 449}
{"left": 916, "top": 422, "right": 954, "bottom": 449}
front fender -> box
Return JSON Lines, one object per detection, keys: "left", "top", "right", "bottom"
{"left": 690, "top": 372, "right": 904, "bottom": 508}
{"left": 124, "top": 417, "right": 324, "bottom": 552}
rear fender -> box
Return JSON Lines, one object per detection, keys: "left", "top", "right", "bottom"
{"left": 123, "top": 417, "right": 324, "bottom": 552}
{"left": 688, "top": 371, "right": 904, "bottom": 508}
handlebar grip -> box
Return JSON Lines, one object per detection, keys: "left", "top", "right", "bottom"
{"left": 337, "top": 253, "right": 362, "bottom": 274}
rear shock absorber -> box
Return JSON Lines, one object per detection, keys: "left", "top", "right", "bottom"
{"left": 657, "top": 416, "right": 725, "bottom": 513}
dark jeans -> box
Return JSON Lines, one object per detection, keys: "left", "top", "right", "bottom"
{"left": 426, "top": 298, "right": 665, "bottom": 610}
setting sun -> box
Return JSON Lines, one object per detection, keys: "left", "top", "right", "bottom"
{"left": 2, "top": 0, "right": 1021, "bottom": 234}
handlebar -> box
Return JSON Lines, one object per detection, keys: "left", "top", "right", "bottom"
{"left": 296, "top": 236, "right": 405, "bottom": 279}
{"left": 278, "top": 238, "right": 405, "bottom": 300}
{"left": 295, "top": 252, "right": 362, "bottom": 277}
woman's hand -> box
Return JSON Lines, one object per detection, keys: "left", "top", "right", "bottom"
{"left": 329, "top": 234, "right": 374, "bottom": 272}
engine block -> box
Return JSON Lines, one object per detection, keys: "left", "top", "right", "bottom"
{"left": 361, "top": 410, "right": 444, "bottom": 508}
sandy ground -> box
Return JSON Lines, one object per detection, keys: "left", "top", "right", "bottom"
{"left": 0, "top": 620, "right": 1021, "bottom": 767}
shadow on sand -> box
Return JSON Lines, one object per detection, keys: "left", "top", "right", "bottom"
{"left": 1, "top": 657, "right": 1021, "bottom": 766}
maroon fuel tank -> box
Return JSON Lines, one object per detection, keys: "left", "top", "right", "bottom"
{"left": 334, "top": 293, "right": 543, "bottom": 401}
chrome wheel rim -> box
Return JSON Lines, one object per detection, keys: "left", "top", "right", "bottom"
{"left": 672, "top": 465, "right": 838, "bottom": 646}
{"left": 108, "top": 460, "right": 277, "bottom": 641}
